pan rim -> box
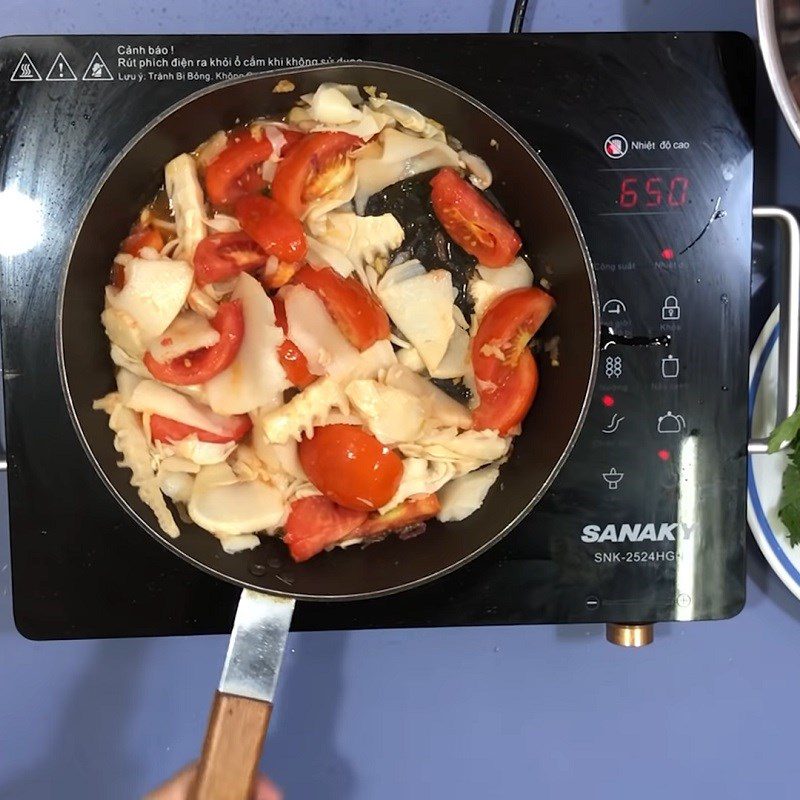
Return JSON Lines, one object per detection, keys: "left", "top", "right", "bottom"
{"left": 56, "top": 60, "right": 600, "bottom": 601}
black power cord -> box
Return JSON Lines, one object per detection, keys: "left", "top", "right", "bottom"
{"left": 509, "top": 0, "right": 529, "bottom": 34}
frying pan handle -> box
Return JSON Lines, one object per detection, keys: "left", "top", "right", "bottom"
{"left": 189, "top": 692, "right": 274, "bottom": 800}
{"left": 749, "top": 207, "right": 800, "bottom": 453}
{"left": 189, "top": 590, "right": 295, "bottom": 800}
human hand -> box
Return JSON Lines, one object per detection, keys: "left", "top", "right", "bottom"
{"left": 144, "top": 762, "right": 282, "bottom": 800}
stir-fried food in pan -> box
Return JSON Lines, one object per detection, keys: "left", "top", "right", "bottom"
{"left": 94, "top": 82, "right": 555, "bottom": 561}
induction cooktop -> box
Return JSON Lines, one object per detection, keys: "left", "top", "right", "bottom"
{"left": 0, "top": 32, "right": 754, "bottom": 640}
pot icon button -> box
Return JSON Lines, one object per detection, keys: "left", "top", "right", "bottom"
{"left": 657, "top": 411, "right": 686, "bottom": 434}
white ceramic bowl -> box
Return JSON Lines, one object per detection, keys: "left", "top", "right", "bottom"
{"left": 748, "top": 305, "right": 800, "bottom": 600}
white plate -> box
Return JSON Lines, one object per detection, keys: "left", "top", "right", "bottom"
{"left": 747, "top": 305, "right": 800, "bottom": 600}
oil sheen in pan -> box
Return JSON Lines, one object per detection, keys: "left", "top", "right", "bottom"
{"left": 366, "top": 169, "right": 529, "bottom": 404}
{"left": 366, "top": 169, "right": 479, "bottom": 315}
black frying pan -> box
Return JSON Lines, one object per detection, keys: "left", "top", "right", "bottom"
{"left": 57, "top": 63, "right": 598, "bottom": 798}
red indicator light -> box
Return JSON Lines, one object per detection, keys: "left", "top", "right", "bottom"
{"left": 601, "top": 394, "right": 615, "bottom": 407}
{"left": 657, "top": 449, "right": 670, "bottom": 461}
{"left": 661, "top": 247, "right": 675, "bottom": 261}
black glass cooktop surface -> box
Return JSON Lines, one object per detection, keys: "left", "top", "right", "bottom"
{"left": 0, "top": 33, "right": 754, "bottom": 639}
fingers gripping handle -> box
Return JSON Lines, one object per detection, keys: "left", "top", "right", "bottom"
{"left": 190, "top": 692, "right": 273, "bottom": 800}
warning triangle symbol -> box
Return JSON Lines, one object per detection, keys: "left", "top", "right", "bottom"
{"left": 82, "top": 52, "right": 113, "bottom": 82}
{"left": 45, "top": 52, "right": 77, "bottom": 82}
{"left": 10, "top": 52, "right": 42, "bottom": 82}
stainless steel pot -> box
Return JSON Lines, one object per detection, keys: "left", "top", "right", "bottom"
{"left": 758, "top": 0, "right": 800, "bottom": 146}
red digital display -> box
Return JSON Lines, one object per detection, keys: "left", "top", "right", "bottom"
{"left": 618, "top": 174, "right": 689, "bottom": 210}
{"left": 595, "top": 167, "right": 696, "bottom": 214}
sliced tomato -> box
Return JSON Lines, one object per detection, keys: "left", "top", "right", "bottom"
{"left": 204, "top": 129, "right": 273, "bottom": 206}
{"left": 272, "top": 296, "right": 315, "bottom": 389}
{"left": 122, "top": 225, "right": 164, "bottom": 257}
{"left": 235, "top": 195, "right": 307, "bottom": 263}
{"left": 143, "top": 300, "right": 244, "bottom": 386}
{"left": 299, "top": 424, "right": 403, "bottom": 512}
{"left": 282, "top": 496, "right": 368, "bottom": 562}
{"left": 471, "top": 287, "right": 555, "bottom": 434}
{"left": 292, "top": 265, "right": 390, "bottom": 351}
{"left": 353, "top": 494, "right": 441, "bottom": 538}
{"left": 430, "top": 168, "right": 522, "bottom": 267}
{"left": 193, "top": 231, "right": 267, "bottom": 286}
{"left": 472, "top": 350, "right": 539, "bottom": 435}
{"left": 150, "top": 413, "right": 252, "bottom": 444}
{"left": 236, "top": 164, "right": 269, "bottom": 196}
{"left": 279, "top": 128, "right": 306, "bottom": 157}
{"left": 271, "top": 131, "right": 360, "bottom": 217}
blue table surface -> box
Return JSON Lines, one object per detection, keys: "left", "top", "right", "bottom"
{"left": 3, "top": 2, "right": 800, "bottom": 798}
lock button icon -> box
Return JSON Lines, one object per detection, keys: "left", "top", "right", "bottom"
{"left": 662, "top": 295, "right": 681, "bottom": 320}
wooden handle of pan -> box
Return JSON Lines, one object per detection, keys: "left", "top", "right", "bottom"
{"left": 189, "top": 691, "right": 272, "bottom": 800}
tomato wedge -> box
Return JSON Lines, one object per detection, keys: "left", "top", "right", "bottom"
{"left": 292, "top": 265, "right": 390, "bottom": 351}
{"left": 235, "top": 195, "right": 307, "bottom": 263}
{"left": 150, "top": 413, "right": 252, "bottom": 444}
{"left": 204, "top": 129, "right": 272, "bottom": 206}
{"left": 272, "top": 296, "right": 315, "bottom": 389}
{"left": 122, "top": 224, "right": 164, "bottom": 257}
{"left": 430, "top": 168, "right": 522, "bottom": 267}
{"left": 473, "top": 350, "right": 539, "bottom": 436}
{"left": 299, "top": 424, "right": 403, "bottom": 511}
{"left": 283, "top": 496, "right": 368, "bottom": 562}
{"left": 193, "top": 231, "right": 267, "bottom": 286}
{"left": 279, "top": 127, "right": 306, "bottom": 157}
{"left": 282, "top": 492, "right": 440, "bottom": 561}
{"left": 271, "top": 131, "right": 360, "bottom": 217}
{"left": 143, "top": 300, "right": 244, "bottom": 386}
{"left": 471, "top": 287, "right": 555, "bottom": 435}
{"left": 235, "top": 164, "right": 268, "bottom": 196}
{"left": 353, "top": 494, "right": 441, "bottom": 538}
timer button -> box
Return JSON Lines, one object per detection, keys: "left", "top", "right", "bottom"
{"left": 601, "top": 298, "right": 628, "bottom": 316}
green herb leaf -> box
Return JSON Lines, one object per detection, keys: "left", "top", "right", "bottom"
{"left": 779, "top": 501, "right": 800, "bottom": 547}
{"left": 768, "top": 407, "right": 800, "bottom": 453}
{"left": 783, "top": 461, "right": 800, "bottom": 497}
{"left": 779, "top": 462, "right": 800, "bottom": 547}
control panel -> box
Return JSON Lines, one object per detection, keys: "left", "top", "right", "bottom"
{"left": 525, "top": 45, "right": 754, "bottom": 622}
